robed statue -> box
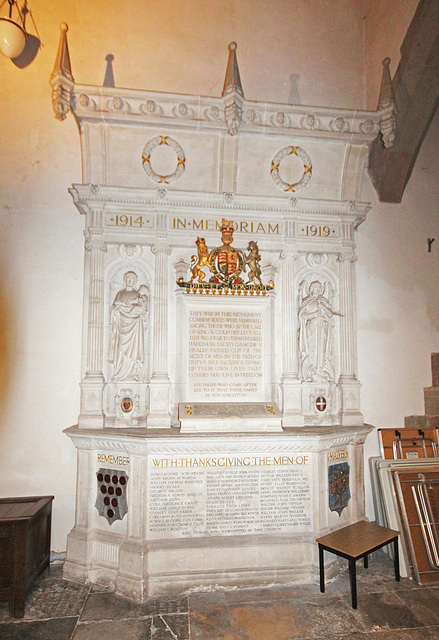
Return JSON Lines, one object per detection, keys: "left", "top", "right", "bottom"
{"left": 108, "top": 271, "right": 148, "bottom": 381}
{"left": 298, "top": 280, "right": 342, "bottom": 383}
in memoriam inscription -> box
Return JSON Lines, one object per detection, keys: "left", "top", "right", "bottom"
{"left": 187, "top": 309, "right": 264, "bottom": 401}
{"left": 147, "top": 453, "right": 312, "bottom": 538}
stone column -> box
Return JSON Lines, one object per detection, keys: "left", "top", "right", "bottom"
{"left": 337, "top": 252, "right": 363, "bottom": 425}
{"left": 280, "top": 251, "right": 304, "bottom": 426}
{"left": 147, "top": 244, "right": 172, "bottom": 427}
{"left": 79, "top": 232, "right": 106, "bottom": 428}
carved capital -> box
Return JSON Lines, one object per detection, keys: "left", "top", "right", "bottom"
{"left": 151, "top": 244, "right": 172, "bottom": 256}
{"left": 280, "top": 250, "right": 300, "bottom": 261}
{"left": 337, "top": 252, "right": 357, "bottom": 263}
{"left": 85, "top": 237, "right": 107, "bottom": 253}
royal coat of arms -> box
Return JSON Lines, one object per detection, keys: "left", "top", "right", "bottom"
{"left": 178, "top": 219, "right": 274, "bottom": 294}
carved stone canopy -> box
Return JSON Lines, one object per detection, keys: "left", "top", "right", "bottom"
{"left": 51, "top": 26, "right": 395, "bottom": 154}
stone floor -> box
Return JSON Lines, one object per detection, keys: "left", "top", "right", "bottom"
{"left": 1, "top": 552, "right": 439, "bottom": 639}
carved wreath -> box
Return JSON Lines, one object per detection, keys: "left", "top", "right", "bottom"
{"left": 270, "top": 145, "right": 312, "bottom": 192}
{"left": 142, "top": 135, "right": 186, "bottom": 184}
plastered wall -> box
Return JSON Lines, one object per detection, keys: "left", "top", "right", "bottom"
{"left": 0, "top": 0, "right": 436, "bottom": 552}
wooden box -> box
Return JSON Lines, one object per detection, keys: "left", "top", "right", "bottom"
{"left": 0, "top": 496, "right": 54, "bottom": 618}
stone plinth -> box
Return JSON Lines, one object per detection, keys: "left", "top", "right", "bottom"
{"left": 63, "top": 424, "right": 371, "bottom": 599}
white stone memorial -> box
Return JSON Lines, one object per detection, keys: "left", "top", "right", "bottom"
{"left": 52, "top": 34, "right": 396, "bottom": 597}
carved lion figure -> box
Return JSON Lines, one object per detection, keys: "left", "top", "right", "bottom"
{"left": 190, "top": 237, "right": 210, "bottom": 283}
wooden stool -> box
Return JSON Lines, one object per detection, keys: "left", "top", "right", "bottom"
{"left": 316, "top": 520, "right": 400, "bottom": 609}
{"left": 0, "top": 496, "right": 54, "bottom": 618}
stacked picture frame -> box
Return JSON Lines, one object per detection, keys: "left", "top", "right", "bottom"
{"left": 370, "top": 428, "right": 439, "bottom": 584}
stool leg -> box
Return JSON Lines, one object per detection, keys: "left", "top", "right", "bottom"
{"left": 319, "top": 545, "right": 325, "bottom": 593}
{"left": 393, "top": 538, "right": 400, "bottom": 582}
{"left": 349, "top": 559, "right": 357, "bottom": 609}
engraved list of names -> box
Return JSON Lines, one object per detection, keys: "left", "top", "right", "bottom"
{"left": 187, "top": 308, "right": 264, "bottom": 401}
{"left": 147, "top": 453, "right": 313, "bottom": 538}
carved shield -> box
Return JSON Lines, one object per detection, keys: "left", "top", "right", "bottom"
{"left": 217, "top": 249, "right": 238, "bottom": 277}
{"left": 328, "top": 462, "right": 350, "bottom": 516}
{"left": 95, "top": 468, "right": 128, "bottom": 525}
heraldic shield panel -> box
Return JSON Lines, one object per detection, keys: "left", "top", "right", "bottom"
{"left": 96, "top": 468, "right": 129, "bottom": 524}
{"left": 328, "top": 462, "right": 351, "bottom": 516}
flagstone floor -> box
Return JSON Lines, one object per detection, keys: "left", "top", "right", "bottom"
{"left": 1, "top": 551, "right": 439, "bottom": 639}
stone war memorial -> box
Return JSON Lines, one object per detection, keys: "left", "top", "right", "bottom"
{"left": 52, "top": 30, "right": 396, "bottom": 598}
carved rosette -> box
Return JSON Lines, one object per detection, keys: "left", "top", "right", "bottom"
{"left": 245, "top": 109, "right": 262, "bottom": 126}
{"left": 203, "top": 105, "right": 223, "bottom": 122}
{"left": 270, "top": 112, "right": 291, "bottom": 128}
{"left": 300, "top": 114, "right": 320, "bottom": 130}
{"left": 76, "top": 94, "right": 97, "bottom": 111}
{"left": 172, "top": 103, "right": 195, "bottom": 119}
{"left": 139, "top": 99, "right": 163, "bottom": 117}
{"left": 106, "top": 96, "right": 131, "bottom": 113}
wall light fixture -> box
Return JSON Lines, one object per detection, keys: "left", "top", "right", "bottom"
{"left": 0, "top": 0, "right": 26, "bottom": 58}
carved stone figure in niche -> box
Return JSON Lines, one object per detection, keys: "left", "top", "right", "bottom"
{"left": 298, "top": 280, "right": 342, "bottom": 383}
{"left": 244, "top": 241, "right": 263, "bottom": 285}
{"left": 109, "top": 271, "right": 148, "bottom": 382}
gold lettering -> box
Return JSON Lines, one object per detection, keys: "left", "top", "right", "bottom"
{"left": 172, "top": 218, "right": 281, "bottom": 234}
{"left": 97, "top": 453, "right": 129, "bottom": 466}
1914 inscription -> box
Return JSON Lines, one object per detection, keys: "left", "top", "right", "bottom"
{"left": 188, "top": 309, "right": 263, "bottom": 401}
{"left": 148, "top": 454, "right": 312, "bottom": 537}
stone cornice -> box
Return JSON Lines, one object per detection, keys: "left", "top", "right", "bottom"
{"left": 69, "top": 183, "right": 370, "bottom": 223}
{"left": 70, "top": 83, "right": 385, "bottom": 144}
{"left": 64, "top": 424, "right": 373, "bottom": 455}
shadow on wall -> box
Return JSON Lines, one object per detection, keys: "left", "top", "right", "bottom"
{"left": 288, "top": 73, "right": 301, "bottom": 104}
{"left": 12, "top": 34, "right": 40, "bottom": 69}
{"left": 0, "top": 270, "right": 17, "bottom": 426}
{"left": 103, "top": 54, "right": 115, "bottom": 87}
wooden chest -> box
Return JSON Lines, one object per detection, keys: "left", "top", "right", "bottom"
{"left": 0, "top": 496, "right": 54, "bottom": 618}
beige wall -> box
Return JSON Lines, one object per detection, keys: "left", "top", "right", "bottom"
{"left": 1, "top": 0, "right": 437, "bottom": 552}
{"left": 364, "top": 0, "right": 419, "bottom": 108}
{"left": 358, "top": 107, "right": 439, "bottom": 511}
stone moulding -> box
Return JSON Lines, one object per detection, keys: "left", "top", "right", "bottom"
{"left": 68, "top": 83, "right": 386, "bottom": 144}
{"left": 64, "top": 424, "right": 372, "bottom": 455}
{"left": 68, "top": 184, "right": 371, "bottom": 220}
